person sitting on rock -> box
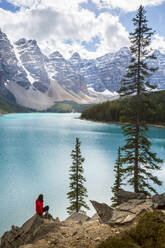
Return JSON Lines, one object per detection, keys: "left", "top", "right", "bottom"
{"left": 36, "top": 194, "right": 49, "bottom": 217}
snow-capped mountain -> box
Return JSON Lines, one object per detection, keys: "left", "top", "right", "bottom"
{"left": 15, "top": 38, "right": 50, "bottom": 93}
{"left": 0, "top": 30, "right": 94, "bottom": 109}
{"left": 0, "top": 29, "right": 165, "bottom": 110}
{"left": 148, "top": 50, "right": 165, "bottom": 89}
{"left": 68, "top": 48, "right": 131, "bottom": 93}
{"left": 46, "top": 51, "right": 87, "bottom": 94}
{"left": 0, "top": 30, "right": 30, "bottom": 102}
{"left": 68, "top": 47, "right": 165, "bottom": 93}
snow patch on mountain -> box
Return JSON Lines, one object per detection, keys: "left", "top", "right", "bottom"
{"left": 14, "top": 38, "right": 50, "bottom": 87}
{"left": 88, "top": 87, "right": 119, "bottom": 96}
{"left": 13, "top": 43, "right": 35, "bottom": 84}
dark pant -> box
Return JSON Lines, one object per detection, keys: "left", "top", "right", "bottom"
{"left": 43, "top": 205, "right": 49, "bottom": 212}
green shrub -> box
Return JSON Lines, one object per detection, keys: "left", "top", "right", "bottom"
{"left": 98, "top": 234, "right": 140, "bottom": 248}
{"left": 133, "top": 211, "right": 165, "bottom": 248}
{"left": 98, "top": 211, "right": 165, "bottom": 248}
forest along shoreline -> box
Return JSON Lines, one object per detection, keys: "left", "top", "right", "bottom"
{"left": 80, "top": 90, "right": 165, "bottom": 129}
{"left": 80, "top": 118, "right": 165, "bottom": 129}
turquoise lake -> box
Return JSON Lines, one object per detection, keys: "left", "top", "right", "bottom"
{"left": 1, "top": 113, "right": 165, "bottom": 236}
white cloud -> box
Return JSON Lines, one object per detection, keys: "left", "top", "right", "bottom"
{"left": 6, "top": 0, "right": 88, "bottom": 10}
{"left": 152, "top": 34, "right": 165, "bottom": 53}
{"left": 92, "top": 0, "right": 165, "bottom": 12}
{"left": 0, "top": 1, "right": 129, "bottom": 59}
{"left": 4, "top": 0, "right": 163, "bottom": 59}
{"left": 94, "top": 13, "right": 129, "bottom": 56}
{"left": 37, "top": 10, "right": 129, "bottom": 58}
{"left": 6, "top": 0, "right": 38, "bottom": 8}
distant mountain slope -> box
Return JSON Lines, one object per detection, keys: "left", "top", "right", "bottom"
{"left": 69, "top": 48, "right": 165, "bottom": 93}
{"left": 15, "top": 38, "right": 50, "bottom": 92}
{"left": 45, "top": 101, "right": 93, "bottom": 113}
{"left": 69, "top": 47, "right": 131, "bottom": 92}
{"left": 0, "top": 95, "right": 33, "bottom": 114}
{"left": 81, "top": 90, "right": 165, "bottom": 125}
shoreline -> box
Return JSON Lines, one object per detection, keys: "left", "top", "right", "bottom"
{"left": 80, "top": 118, "right": 165, "bottom": 129}
{"left": 2, "top": 112, "right": 165, "bottom": 129}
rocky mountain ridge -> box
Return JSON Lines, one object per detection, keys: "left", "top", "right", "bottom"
{"left": 1, "top": 29, "right": 165, "bottom": 110}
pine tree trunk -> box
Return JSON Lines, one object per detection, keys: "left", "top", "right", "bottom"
{"left": 134, "top": 8, "right": 142, "bottom": 193}
{"left": 134, "top": 111, "right": 139, "bottom": 192}
{"left": 76, "top": 150, "right": 79, "bottom": 212}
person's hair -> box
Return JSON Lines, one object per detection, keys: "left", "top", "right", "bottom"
{"left": 37, "top": 194, "right": 43, "bottom": 202}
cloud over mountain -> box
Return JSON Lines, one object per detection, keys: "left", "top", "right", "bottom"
{"left": 0, "top": 0, "right": 165, "bottom": 58}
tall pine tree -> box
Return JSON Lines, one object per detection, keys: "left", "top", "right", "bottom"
{"left": 111, "top": 147, "right": 124, "bottom": 206}
{"left": 67, "top": 137, "right": 89, "bottom": 215}
{"left": 118, "top": 5, "right": 162, "bottom": 194}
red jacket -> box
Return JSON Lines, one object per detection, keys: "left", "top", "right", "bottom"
{"left": 36, "top": 200, "right": 43, "bottom": 215}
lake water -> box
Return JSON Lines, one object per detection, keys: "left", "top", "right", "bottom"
{"left": 1, "top": 113, "right": 165, "bottom": 236}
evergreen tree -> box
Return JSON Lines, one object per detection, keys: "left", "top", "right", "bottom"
{"left": 111, "top": 147, "right": 123, "bottom": 206}
{"left": 67, "top": 137, "right": 90, "bottom": 215}
{"left": 118, "top": 5, "right": 163, "bottom": 194}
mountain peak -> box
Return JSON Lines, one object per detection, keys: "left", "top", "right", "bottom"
{"left": 117, "top": 47, "right": 130, "bottom": 55}
{"left": 154, "top": 49, "right": 161, "bottom": 56}
{"left": 70, "top": 52, "right": 81, "bottom": 60}
{"left": 28, "top": 39, "right": 37, "bottom": 46}
{"left": 49, "top": 51, "right": 64, "bottom": 60}
{"left": 15, "top": 38, "right": 27, "bottom": 46}
{"left": 15, "top": 38, "right": 38, "bottom": 47}
{"left": 0, "top": 29, "right": 8, "bottom": 41}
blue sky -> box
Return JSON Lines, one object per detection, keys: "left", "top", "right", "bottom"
{"left": 0, "top": 0, "right": 165, "bottom": 58}
{"left": 0, "top": 0, "right": 19, "bottom": 11}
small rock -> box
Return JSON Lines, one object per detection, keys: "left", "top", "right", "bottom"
{"left": 64, "top": 213, "right": 90, "bottom": 223}
{"left": 95, "top": 237, "right": 101, "bottom": 242}
{"left": 50, "top": 239, "right": 58, "bottom": 245}
{"left": 72, "top": 231, "right": 78, "bottom": 236}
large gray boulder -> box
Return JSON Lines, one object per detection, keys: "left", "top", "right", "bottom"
{"left": 90, "top": 200, "right": 113, "bottom": 224}
{"left": 0, "top": 214, "right": 60, "bottom": 248}
{"left": 117, "top": 189, "right": 147, "bottom": 204}
{"left": 152, "top": 193, "right": 165, "bottom": 209}
{"left": 90, "top": 198, "right": 153, "bottom": 226}
{"left": 109, "top": 199, "right": 153, "bottom": 225}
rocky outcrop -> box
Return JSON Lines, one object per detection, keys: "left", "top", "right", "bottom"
{"left": 109, "top": 199, "right": 153, "bottom": 225}
{"left": 152, "top": 193, "right": 165, "bottom": 209}
{"left": 64, "top": 212, "right": 91, "bottom": 223}
{"left": 91, "top": 199, "right": 153, "bottom": 226}
{"left": 117, "top": 189, "right": 147, "bottom": 204}
{"left": 2, "top": 193, "right": 165, "bottom": 248}
{"left": 0, "top": 214, "right": 60, "bottom": 248}
{"left": 1, "top": 213, "right": 113, "bottom": 248}
{"left": 90, "top": 201, "right": 113, "bottom": 224}
{"left": 91, "top": 192, "right": 165, "bottom": 226}
{"left": 98, "top": 211, "right": 165, "bottom": 248}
